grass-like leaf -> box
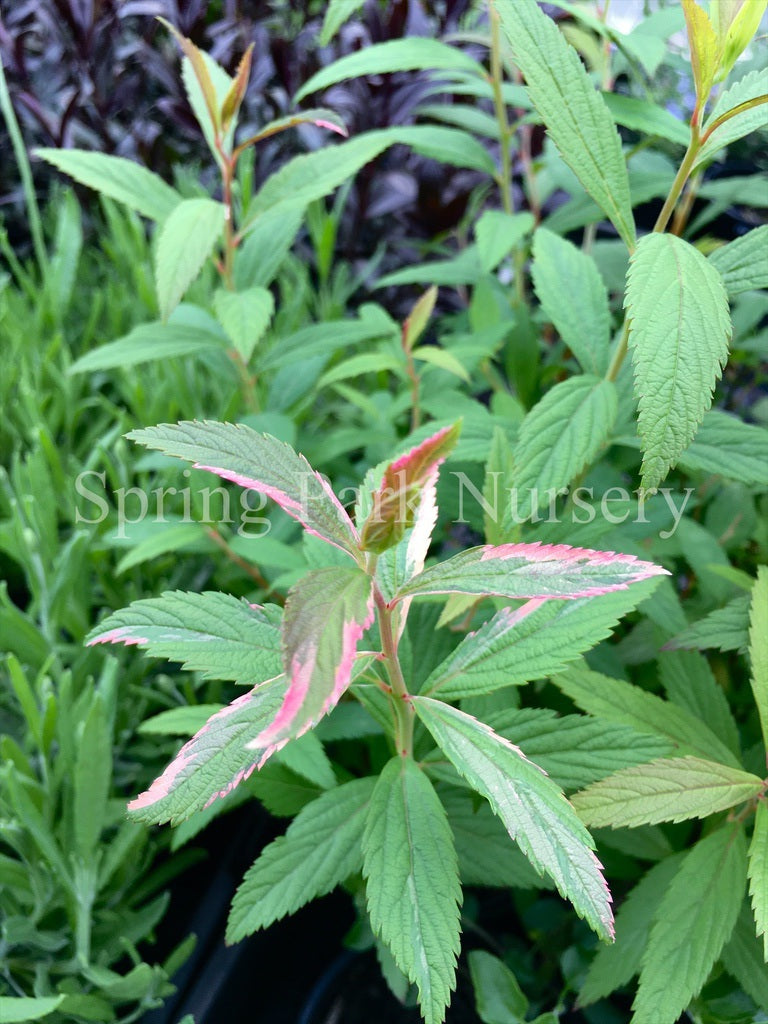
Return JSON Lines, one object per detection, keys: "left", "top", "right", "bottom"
{"left": 625, "top": 232, "right": 731, "bottom": 493}
{"left": 414, "top": 698, "right": 614, "bottom": 941}
{"left": 227, "top": 777, "right": 374, "bottom": 941}
{"left": 363, "top": 756, "right": 462, "bottom": 1024}
{"left": 571, "top": 756, "right": 764, "bottom": 828}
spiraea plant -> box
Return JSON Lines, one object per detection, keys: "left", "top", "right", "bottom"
{"left": 88, "top": 420, "right": 670, "bottom": 1024}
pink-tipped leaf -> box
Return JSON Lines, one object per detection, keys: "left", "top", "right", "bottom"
{"left": 127, "top": 421, "right": 360, "bottom": 557}
{"left": 394, "top": 541, "right": 668, "bottom": 603}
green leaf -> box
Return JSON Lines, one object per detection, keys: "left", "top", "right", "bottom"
{"left": 317, "top": 350, "right": 404, "bottom": 388}
{"left": 748, "top": 788, "right": 768, "bottom": 959}
{"left": 396, "top": 125, "right": 497, "bottom": 176}
{"left": 377, "top": 246, "right": 483, "bottom": 289}
{"left": 580, "top": 855, "right": 684, "bottom": 1006}
{"left": 127, "top": 421, "right": 360, "bottom": 555}
{"left": 749, "top": 566, "right": 768, "bottom": 748}
{"left": 320, "top": 0, "right": 366, "bottom": 45}
{"left": 235, "top": 205, "right": 303, "bottom": 289}
{"left": 625, "top": 232, "right": 732, "bottom": 493}
{"left": 712, "top": 0, "right": 768, "bottom": 80}
{"left": 155, "top": 198, "right": 225, "bottom": 320}
{"left": 395, "top": 542, "right": 667, "bottom": 604}
{"left": 126, "top": 676, "right": 286, "bottom": 825}
{"left": 531, "top": 229, "right": 611, "bottom": 374}
{"left": 249, "top": 567, "right": 373, "bottom": 750}
{"left": 475, "top": 211, "right": 535, "bottom": 273}
{"left": 695, "top": 68, "right": 768, "bottom": 169}
{"left": 668, "top": 594, "right": 751, "bottom": 654}
{"left": 709, "top": 225, "right": 768, "bottom": 296}
{"left": 469, "top": 950, "right": 528, "bottom": 1024}
{"left": 259, "top": 314, "right": 394, "bottom": 371}
{"left": 602, "top": 92, "right": 691, "bottom": 147}
{"left": 659, "top": 650, "right": 740, "bottom": 755}
{"left": 722, "top": 899, "right": 768, "bottom": 1011}
{"left": 572, "top": 756, "right": 764, "bottom": 828}
{"left": 493, "top": 0, "right": 635, "bottom": 249}
{"left": 0, "top": 996, "right": 66, "bottom": 1022}
{"left": 551, "top": 665, "right": 741, "bottom": 768}
{"left": 236, "top": 108, "right": 347, "bottom": 150}
{"left": 213, "top": 286, "right": 274, "bottom": 360}
{"left": 487, "top": 708, "right": 672, "bottom": 791}
{"left": 414, "top": 698, "right": 613, "bottom": 941}
{"left": 682, "top": 0, "right": 719, "bottom": 107}
{"left": 74, "top": 693, "right": 112, "bottom": 858}
{"left": 295, "top": 38, "right": 485, "bottom": 103}
{"left": 678, "top": 409, "right": 768, "bottom": 486}
{"left": 510, "top": 376, "right": 618, "bottom": 521}
{"left": 69, "top": 319, "right": 227, "bottom": 373}
{"left": 413, "top": 346, "right": 470, "bottom": 381}
{"left": 227, "top": 777, "right": 374, "bottom": 941}
{"left": 275, "top": 730, "right": 336, "bottom": 790}
{"left": 114, "top": 522, "right": 205, "bottom": 576}
{"left": 35, "top": 149, "right": 180, "bottom": 222}
{"left": 402, "top": 287, "right": 438, "bottom": 352}
{"left": 87, "top": 591, "right": 283, "bottom": 684}
{"left": 632, "top": 826, "right": 747, "bottom": 1024}
{"left": 363, "top": 756, "right": 461, "bottom": 1024}
{"left": 422, "top": 582, "right": 660, "bottom": 699}
{"left": 139, "top": 704, "right": 224, "bottom": 736}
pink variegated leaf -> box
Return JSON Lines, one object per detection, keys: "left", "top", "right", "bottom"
{"left": 127, "top": 676, "right": 287, "bottom": 825}
{"left": 234, "top": 108, "right": 348, "bottom": 155}
{"left": 414, "top": 697, "right": 614, "bottom": 941}
{"left": 127, "top": 421, "right": 361, "bottom": 557}
{"left": 394, "top": 542, "right": 668, "bottom": 604}
{"left": 249, "top": 567, "right": 375, "bottom": 751}
{"left": 359, "top": 421, "right": 461, "bottom": 554}
{"left": 86, "top": 590, "right": 283, "bottom": 684}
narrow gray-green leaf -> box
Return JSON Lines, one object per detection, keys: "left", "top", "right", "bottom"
{"left": 709, "top": 225, "right": 768, "bottom": 296}
{"left": 227, "top": 777, "right": 374, "bottom": 940}
{"left": 36, "top": 149, "right": 180, "bottom": 222}
{"left": 363, "top": 756, "right": 461, "bottom": 1024}
{"left": 532, "top": 228, "right": 611, "bottom": 374}
{"left": 414, "top": 698, "right": 614, "bottom": 941}
{"left": 155, "top": 198, "right": 225, "bottom": 320}
{"left": 632, "top": 826, "right": 747, "bottom": 1024}
{"left": 493, "top": 0, "right": 635, "bottom": 249}
{"left": 572, "top": 756, "right": 763, "bottom": 828}
{"left": 74, "top": 693, "right": 112, "bottom": 858}
{"left": 625, "top": 232, "right": 732, "bottom": 493}
{"left": 551, "top": 665, "right": 741, "bottom": 768}
{"left": 510, "top": 376, "right": 618, "bottom": 522}
{"left": 748, "top": 791, "right": 768, "bottom": 959}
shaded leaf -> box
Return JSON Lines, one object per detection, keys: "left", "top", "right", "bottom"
{"left": 155, "top": 198, "right": 225, "bottom": 320}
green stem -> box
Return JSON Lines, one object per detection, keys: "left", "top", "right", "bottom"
{"left": 0, "top": 57, "right": 47, "bottom": 274}
{"left": 605, "top": 319, "right": 630, "bottom": 383}
{"left": 652, "top": 124, "right": 701, "bottom": 234}
{"left": 374, "top": 586, "right": 414, "bottom": 757}
{"left": 489, "top": 8, "right": 514, "bottom": 218}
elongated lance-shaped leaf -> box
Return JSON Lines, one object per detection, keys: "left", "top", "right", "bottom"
{"left": 295, "top": 38, "right": 486, "bottom": 103}
{"left": 127, "top": 676, "right": 286, "bottom": 825}
{"left": 748, "top": 800, "right": 768, "bottom": 960}
{"left": 395, "top": 542, "right": 667, "bottom": 605}
{"left": 659, "top": 649, "right": 740, "bottom": 755}
{"left": 414, "top": 698, "right": 614, "bottom": 941}
{"left": 363, "top": 756, "right": 462, "bottom": 1024}
{"left": 531, "top": 229, "right": 611, "bottom": 375}
{"left": 421, "top": 579, "right": 660, "bottom": 699}
{"left": 632, "top": 825, "right": 748, "bottom": 1024}
{"left": 234, "top": 108, "right": 348, "bottom": 153}
{"left": 694, "top": 67, "right": 768, "bottom": 169}
{"left": 248, "top": 567, "right": 374, "bottom": 752}
{"left": 580, "top": 855, "right": 684, "bottom": 1006}
{"left": 360, "top": 422, "right": 460, "bottom": 554}
{"left": 749, "top": 566, "right": 768, "bottom": 749}
{"left": 127, "top": 421, "right": 360, "bottom": 557}
{"left": 552, "top": 665, "right": 742, "bottom": 768}
{"left": 721, "top": 899, "right": 768, "bottom": 1012}
{"left": 492, "top": 0, "right": 635, "bottom": 250}
{"left": 667, "top": 593, "right": 751, "bottom": 654}
{"left": 227, "top": 777, "right": 374, "bottom": 942}
{"left": 571, "top": 756, "right": 764, "bottom": 828}
{"left": 709, "top": 225, "right": 768, "bottom": 297}
{"left": 625, "top": 232, "right": 732, "bottom": 494}
{"left": 682, "top": 0, "right": 719, "bottom": 109}
{"left": 35, "top": 149, "right": 181, "bottom": 222}
{"left": 87, "top": 591, "right": 283, "bottom": 685}
{"left": 680, "top": 409, "right": 768, "bottom": 485}
{"left": 509, "top": 376, "right": 618, "bottom": 524}
{"left": 155, "top": 198, "right": 225, "bottom": 321}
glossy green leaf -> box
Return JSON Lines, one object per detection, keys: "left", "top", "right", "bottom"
{"left": 625, "top": 232, "right": 732, "bottom": 493}
{"left": 493, "top": 0, "right": 635, "bottom": 249}
{"left": 633, "top": 826, "right": 747, "bottom": 1024}
{"left": 414, "top": 698, "right": 614, "bottom": 941}
{"left": 227, "top": 777, "right": 374, "bottom": 940}
{"left": 213, "top": 286, "right": 274, "bottom": 360}
{"left": 572, "top": 756, "right": 763, "bottom": 827}
{"left": 363, "top": 756, "right": 461, "bottom": 1024}
{"left": 510, "top": 376, "right": 618, "bottom": 521}
{"left": 36, "top": 149, "right": 180, "bottom": 222}
{"left": 155, "top": 198, "right": 225, "bottom": 320}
